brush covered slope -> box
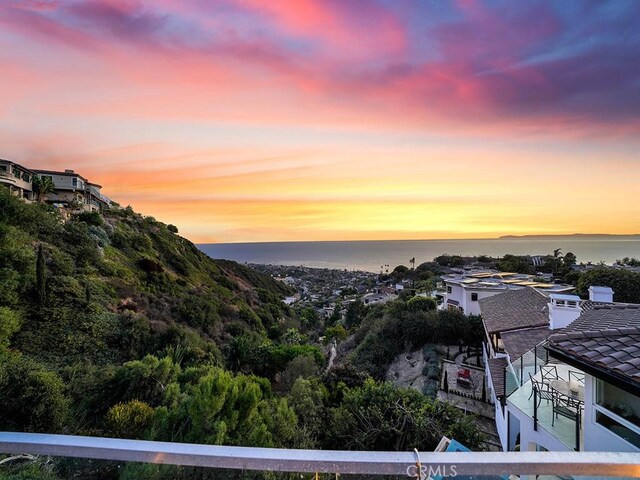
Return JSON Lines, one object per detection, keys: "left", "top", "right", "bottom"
{"left": 0, "top": 188, "right": 483, "bottom": 480}
{"left": 0, "top": 193, "right": 298, "bottom": 367}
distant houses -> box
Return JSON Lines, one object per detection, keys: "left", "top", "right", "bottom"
{"left": 0, "top": 159, "right": 112, "bottom": 212}
{"left": 0, "top": 159, "right": 36, "bottom": 201}
{"left": 442, "top": 269, "right": 574, "bottom": 315}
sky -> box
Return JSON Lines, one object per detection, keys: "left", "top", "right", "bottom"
{"left": 1, "top": 0, "right": 640, "bottom": 243}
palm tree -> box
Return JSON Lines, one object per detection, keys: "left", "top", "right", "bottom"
{"left": 32, "top": 175, "right": 54, "bottom": 203}
{"left": 551, "top": 248, "right": 564, "bottom": 276}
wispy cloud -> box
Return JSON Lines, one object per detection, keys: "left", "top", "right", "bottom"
{"left": 1, "top": 0, "right": 639, "bottom": 241}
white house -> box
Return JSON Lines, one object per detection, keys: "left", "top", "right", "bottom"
{"left": 480, "top": 285, "right": 640, "bottom": 454}
{"left": 33, "top": 168, "right": 112, "bottom": 211}
{"left": 0, "top": 159, "right": 35, "bottom": 201}
{"left": 443, "top": 270, "right": 574, "bottom": 315}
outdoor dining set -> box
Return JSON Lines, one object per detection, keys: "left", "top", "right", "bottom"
{"left": 529, "top": 365, "right": 586, "bottom": 427}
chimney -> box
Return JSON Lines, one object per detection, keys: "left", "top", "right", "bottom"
{"left": 589, "top": 286, "right": 614, "bottom": 303}
{"left": 548, "top": 293, "right": 582, "bottom": 330}
{"left": 64, "top": 169, "right": 75, "bottom": 174}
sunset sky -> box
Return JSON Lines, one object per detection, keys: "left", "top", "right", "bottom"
{"left": 1, "top": 0, "right": 639, "bottom": 243}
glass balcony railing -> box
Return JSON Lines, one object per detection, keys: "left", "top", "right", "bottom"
{"left": 1, "top": 432, "right": 639, "bottom": 479}
{"left": 505, "top": 341, "right": 549, "bottom": 398}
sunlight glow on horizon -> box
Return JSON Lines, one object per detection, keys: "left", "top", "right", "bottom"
{"left": 1, "top": 0, "right": 639, "bottom": 243}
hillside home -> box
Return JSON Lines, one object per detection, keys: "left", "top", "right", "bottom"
{"left": 443, "top": 270, "right": 574, "bottom": 315}
{"left": 33, "top": 169, "right": 111, "bottom": 211}
{"left": 481, "top": 285, "right": 640, "bottom": 453}
{"left": 0, "top": 159, "right": 35, "bottom": 201}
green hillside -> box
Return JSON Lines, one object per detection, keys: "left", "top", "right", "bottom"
{"left": 0, "top": 188, "right": 483, "bottom": 479}
{"left": 0, "top": 191, "right": 297, "bottom": 367}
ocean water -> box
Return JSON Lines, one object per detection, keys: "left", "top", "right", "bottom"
{"left": 198, "top": 237, "right": 640, "bottom": 273}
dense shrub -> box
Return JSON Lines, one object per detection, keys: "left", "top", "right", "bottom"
{"left": 0, "top": 353, "right": 70, "bottom": 432}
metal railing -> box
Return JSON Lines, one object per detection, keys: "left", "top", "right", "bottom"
{"left": 1, "top": 432, "right": 640, "bottom": 477}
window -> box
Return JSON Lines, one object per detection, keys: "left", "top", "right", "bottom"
{"left": 471, "top": 292, "right": 478, "bottom": 301}
{"left": 72, "top": 177, "right": 78, "bottom": 187}
{"left": 595, "top": 379, "right": 640, "bottom": 447}
{"left": 447, "top": 285, "right": 452, "bottom": 293}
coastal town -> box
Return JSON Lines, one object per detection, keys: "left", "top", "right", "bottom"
{"left": 252, "top": 256, "right": 640, "bottom": 454}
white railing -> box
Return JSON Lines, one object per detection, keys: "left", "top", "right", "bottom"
{"left": 1, "top": 432, "right": 640, "bottom": 477}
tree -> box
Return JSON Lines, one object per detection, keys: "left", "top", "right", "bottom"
{"left": 563, "top": 252, "right": 577, "bottom": 266}
{"left": 167, "top": 224, "right": 179, "bottom": 233}
{"left": 0, "top": 353, "right": 70, "bottom": 433}
{"left": 0, "top": 307, "right": 21, "bottom": 349}
{"left": 407, "top": 295, "right": 436, "bottom": 312}
{"left": 326, "top": 303, "right": 342, "bottom": 327}
{"left": 106, "top": 400, "right": 155, "bottom": 439}
{"left": 31, "top": 175, "right": 54, "bottom": 203}
{"left": 391, "top": 264, "right": 409, "bottom": 280}
{"left": 345, "top": 299, "right": 366, "bottom": 330}
{"left": 325, "top": 324, "right": 348, "bottom": 343}
{"left": 329, "top": 380, "right": 483, "bottom": 451}
{"left": 497, "top": 254, "right": 534, "bottom": 274}
{"left": 36, "top": 244, "right": 47, "bottom": 306}
{"left": 289, "top": 377, "right": 326, "bottom": 441}
{"left": 576, "top": 267, "right": 640, "bottom": 303}
{"left": 280, "top": 355, "right": 318, "bottom": 391}
{"left": 443, "top": 370, "right": 449, "bottom": 393}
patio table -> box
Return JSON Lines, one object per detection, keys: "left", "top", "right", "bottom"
{"left": 549, "top": 379, "right": 585, "bottom": 402}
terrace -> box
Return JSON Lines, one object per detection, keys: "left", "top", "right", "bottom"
{"left": 507, "top": 362, "right": 585, "bottom": 451}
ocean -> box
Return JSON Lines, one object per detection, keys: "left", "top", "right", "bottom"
{"left": 198, "top": 236, "right": 640, "bottom": 273}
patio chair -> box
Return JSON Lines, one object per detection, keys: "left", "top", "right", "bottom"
{"left": 528, "top": 373, "right": 554, "bottom": 406}
{"left": 568, "top": 370, "right": 585, "bottom": 389}
{"left": 540, "top": 365, "right": 559, "bottom": 382}
{"left": 552, "top": 391, "right": 583, "bottom": 427}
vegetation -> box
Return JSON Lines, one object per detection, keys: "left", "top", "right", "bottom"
{"left": 0, "top": 188, "right": 484, "bottom": 479}
{"left": 575, "top": 267, "right": 640, "bottom": 303}
{"left": 350, "top": 300, "right": 483, "bottom": 379}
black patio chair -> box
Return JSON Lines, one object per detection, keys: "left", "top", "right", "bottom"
{"left": 529, "top": 373, "right": 554, "bottom": 406}
{"left": 568, "top": 370, "right": 585, "bottom": 387}
{"left": 552, "top": 391, "right": 583, "bottom": 426}
{"left": 541, "top": 365, "right": 559, "bottom": 382}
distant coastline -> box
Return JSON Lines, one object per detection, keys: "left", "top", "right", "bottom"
{"left": 198, "top": 236, "right": 640, "bottom": 273}
{"left": 498, "top": 233, "right": 640, "bottom": 240}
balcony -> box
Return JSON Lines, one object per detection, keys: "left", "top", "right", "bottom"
{"left": 1, "top": 432, "right": 640, "bottom": 478}
{"left": 0, "top": 170, "right": 16, "bottom": 184}
{"left": 507, "top": 363, "right": 585, "bottom": 451}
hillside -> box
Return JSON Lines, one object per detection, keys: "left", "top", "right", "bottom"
{"left": 0, "top": 190, "right": 297, "bottom": 368}
{"left": 0, "top": 188, "right": 483, "bottom": 480}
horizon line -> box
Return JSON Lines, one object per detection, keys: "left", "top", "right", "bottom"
{"left": 197, "top": 233, "right": 640, "bottom": 246}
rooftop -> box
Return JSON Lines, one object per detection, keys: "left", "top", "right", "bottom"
{"left": 33, "top": 168, "right": 89, "bottom": 182}
{"left": 443, "top": 270, "right": 573, "bottom": 293}
{"left": 548, "top": 305, "right": 640, "bottom": 389}
{"left": 500, "top": 325, "right": 552, "bottom": 360}
{"left": 479, "top": 287, "right": 550, "bottom": 334}
{"left": 488, "top": 357, "right": 508, "bottom": 397}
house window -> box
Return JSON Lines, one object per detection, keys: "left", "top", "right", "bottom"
{"left": 0, "top": 165, "right": 6, "bottom": 172}
{"left": 471, "top": 292, "right": 478, "bottom": 301}
{"left": 72, "top": 177, "right": 78, "bottom": 187}
{"left": 447, "top": 285, "right": 452, "bottom": 294}
{"left": 595, "top": 379, "right": 640, "bottom": 447}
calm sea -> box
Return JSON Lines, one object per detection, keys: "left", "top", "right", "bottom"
{"left": 198, "top": 237, "right": 640, "bottom": 273}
